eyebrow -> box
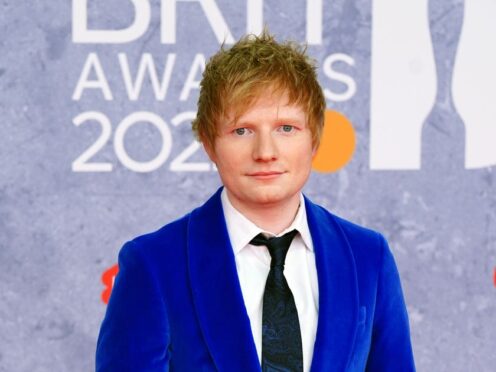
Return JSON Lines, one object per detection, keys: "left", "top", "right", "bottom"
{"left": 230, "top": 117, "right": 304, "bottom": 128}
{"left": 223, "top": 104, "right": 307, "bottom": 127}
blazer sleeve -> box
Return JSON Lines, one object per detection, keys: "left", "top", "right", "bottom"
{"left": 96, "top": 240, "right": 171, "bottom": 372}
{"left": 365, "top": 235, "right": 416, "bottom": 372}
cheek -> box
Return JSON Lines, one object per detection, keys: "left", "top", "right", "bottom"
{"left": 298, "top": 158, "right": 314, "bottom": 177}
{"left": 289, "top": 144, "right": 314, "bottom": 167}
{"left": 221, "top": 143, "right": 249, "bottom": 163}
{"left": 215, "top": 150, "right": 243, "bottom": 173}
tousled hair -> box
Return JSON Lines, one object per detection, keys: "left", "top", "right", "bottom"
{"left": 192, "top": 30, "right": 326, "bottom": 149}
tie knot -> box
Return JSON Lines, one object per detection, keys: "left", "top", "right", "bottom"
{"left": 249, "top": 229, "right": 298, "bottom": 268}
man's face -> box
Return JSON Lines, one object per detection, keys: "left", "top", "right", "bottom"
{"left": 204, "top": 90, "right": 316, "bottom": 212}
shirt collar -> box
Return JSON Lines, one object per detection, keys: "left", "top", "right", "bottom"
{"left": 220, "top": 188, "right": 314, "bottom": 255}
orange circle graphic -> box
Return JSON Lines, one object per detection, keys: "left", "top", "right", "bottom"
{"left": 312, "top": 110, "right": 356, "bottom": 172}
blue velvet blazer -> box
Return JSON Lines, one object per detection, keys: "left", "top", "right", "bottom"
{"left": 96, "top": 188, "right": 416, "bottom": 371}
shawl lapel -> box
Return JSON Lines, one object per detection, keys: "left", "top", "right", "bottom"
{"left": 305, "top": 197, "right": 360, "bottom": 371}
{"left": 187, "top": 188, "right": 260, "bottom": 371}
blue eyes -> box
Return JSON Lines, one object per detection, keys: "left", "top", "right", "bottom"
{"left": 235, "top": 128, "right": 248, "bottom": 136}
{"left": 233, "top": 125, "right": 295, "bottom": 136}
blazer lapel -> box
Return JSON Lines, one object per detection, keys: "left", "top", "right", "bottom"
{"left": 187, "top": 188, "right": 260, "bottom": 371}
{"left": 305, "top": 197, "right": 360, "bottom": 371}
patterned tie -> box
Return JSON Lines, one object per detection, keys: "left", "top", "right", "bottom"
{"left": 250, "top": 229, "right": 303, "bottom": 372}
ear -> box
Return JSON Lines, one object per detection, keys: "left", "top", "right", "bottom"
{"left": 311, "top": 144, "right": 319, "bottom": 159}
{"left": 202, "top": 139, "right": 217, "bottom": 163}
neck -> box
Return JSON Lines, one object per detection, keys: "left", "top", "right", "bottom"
{"left": 226, "top": 190, "right": 301, "bottom": 235}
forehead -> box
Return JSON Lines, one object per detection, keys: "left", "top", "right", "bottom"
{"left": 223, "top": 90, "right": 307, "bottom": 125}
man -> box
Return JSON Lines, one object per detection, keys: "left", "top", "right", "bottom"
{"left": 96, "top": 32, "right": 416, "bottom": 371}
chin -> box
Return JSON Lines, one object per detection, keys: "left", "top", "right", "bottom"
{"left": 249, "top": 189, "right": 294, "bottom": 206}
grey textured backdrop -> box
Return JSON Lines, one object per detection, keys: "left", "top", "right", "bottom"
{"left": 1, "top": 0, "right": 495, "bottom": 371}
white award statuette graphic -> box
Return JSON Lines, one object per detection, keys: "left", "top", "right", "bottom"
{"left": 452, "top": 0, "right": 496, "bottom": 169}
{"left": 370, "top": 0, "right": 437, "bottom": 170}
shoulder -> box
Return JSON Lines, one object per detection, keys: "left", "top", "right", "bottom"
{"left": 118, "top": 189, "right": 224, "bottom": 267}
{"left": 305, "top": 196, "right": 386, "bottom": 246}
{"left": 117, "top": 212, "right": 191, "bottom": 268}
{"left": 129, "top": 187, "right": 224, "bottom": 249}
{"left": 133, "top": 213, "right": 190, "bottom": 247}
{"left": 333, "top": 212, "right": 384, "bottom": 242}
{"left": 304, "top": 196, "right": 389, "bottom": 266}
{"left": 333, "top": 213, "right": 390, "bottom": 271}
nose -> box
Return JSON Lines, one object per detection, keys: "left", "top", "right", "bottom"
{"left": 253, "top": 131, "right": 278, "bottom": 162}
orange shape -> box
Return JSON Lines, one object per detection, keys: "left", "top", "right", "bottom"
{"left": 312, "top": 110, "right": 356, "bottom": 172}
{"left": 101, "top": 264, "right": 119, "bottom": 304}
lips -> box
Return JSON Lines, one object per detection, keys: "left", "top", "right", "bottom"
{"left": 247, "top": 171, "right": 285, "bottom": 179}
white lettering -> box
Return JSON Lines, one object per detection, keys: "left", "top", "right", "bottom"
{"left": 307, "top": 0, "right": 322, "bottom": 45}
{"left": 72, "top": 111, "right": 113, "bottom": 172}
{"left": 119, "top": 53, "right": 176, "bottom": 101}
{"left": 170, "top": 111, "right": 212, "bottom": 171}
{"left": 72, "top": 53, "right": 113, "bottom": 100}
{"left": 322, "top": 53, "right": 356, "bottom": 102}
{"left": 72, "top": 0, "right": 151, "bottom": 43}
{"left": 247, "top": 0, "right": 263, "bottom": 35}
{"left": 179, "top": 54, "right": 206, "bottom": 101}
{"left": 161, "top": 0, "right": 234, "bottom": 44}
{"left": 114, "top": 112, "right": 172, "bottom": 172}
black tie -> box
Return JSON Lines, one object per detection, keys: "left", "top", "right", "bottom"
{"left": 250, "top": 229, "right": 303, "bottom": 372}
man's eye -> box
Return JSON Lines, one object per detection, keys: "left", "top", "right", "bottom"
{"left": 234, "top": 128, "right": 250, "bottom": 136}
{"left": 280, "top": 125, "right": 294, "bottom": 132}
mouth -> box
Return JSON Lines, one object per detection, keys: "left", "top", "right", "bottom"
{"left": 247, "top": 171, "right": 285, "bottom": 180}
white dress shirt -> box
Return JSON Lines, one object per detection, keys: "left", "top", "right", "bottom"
{"left": 220, "top": 189, "right": 319, "bottom": 372}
